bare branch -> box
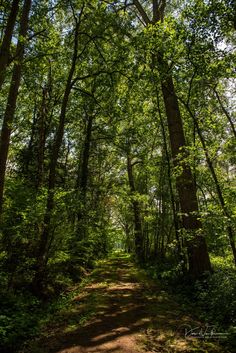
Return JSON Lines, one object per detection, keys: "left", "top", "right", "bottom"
{"left": 213, "top": 86, "right": 236, "bottom": 138}
{"left": 187, "top": 71, "right": 196, "bottom": 107}
{"left": 132, "top": 0, "right": 151, "bottom": 25}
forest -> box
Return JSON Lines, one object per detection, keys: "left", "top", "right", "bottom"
{"left": 0, "top": 0, "right": 235, "bottom": 352}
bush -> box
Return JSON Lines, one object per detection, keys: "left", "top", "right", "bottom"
{"left": 0, "top": 291, "right": 41, "bottom": 352}
{"left": 195, "top": 267, "right": 236, "bottom": 327}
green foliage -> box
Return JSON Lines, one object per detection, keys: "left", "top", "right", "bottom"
{"left": 0, "top": 0, "right": 236, "bottom": 350}
{"left": 0, "top": 291, "right": 41, "bottom": 351}
{"left": 153, "top": 257, "right": 236, "bottom": 327}
{"left": 195, "top": 257, "right": 236, "bottom": 327}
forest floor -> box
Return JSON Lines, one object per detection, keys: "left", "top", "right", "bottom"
{"left": 21, "top": 254, "right": 230, "bottom": 353}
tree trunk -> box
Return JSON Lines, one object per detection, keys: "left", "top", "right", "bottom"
{"left": 0, "top": 0, "right": 31, "bottom": 218}
{"left": 37, "top": 68, "right": 52, "bottom": 188}
{"left": 133, "top": 0, "right": 211, "bottom": 277}
{"left": 127, "top": 154, "right": 144, "bottom": 262}
{"left": 156, "top": 89, "right": 183, "bottom": 261}
{"left": 78, "top": 114, "right": 93, "bottom": 194}
{"left": 0, "top": 0, "right": 20, "bottom": 89}
{"left": 23, "top": 101, "right": 37, "bottom": 178}
{"left": 161, "top": 76, "right": 211, "bottom": 276}
{"left": 76, "top": 114, "right": 93, "bottom": 238}
{"left": 32, "top": 17, "right": 81, "bottom": 292}
{"left": 184, "top": 102, "right": 236, "bottom": 265}
{"left": 37, "top": 86, "right": 49, "bottom": 188}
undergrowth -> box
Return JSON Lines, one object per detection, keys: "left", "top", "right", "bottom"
{"left": 144, "top": 253, "right": 236, "bottom": 350}
{"left": 0, "top": 268, "right": 94, "bottom": 353}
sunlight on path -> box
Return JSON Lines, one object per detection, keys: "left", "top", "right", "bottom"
{"left": 56, "top": 259, "right": 151, "bottom": 353}
{"left": 24, "top": 255, "right": 225, "bottom": 353}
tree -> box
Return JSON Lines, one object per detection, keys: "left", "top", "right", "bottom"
{"left": 130, "top": 0, "right": 211, "bottom": 276}
{"left": 32, "top": 3, "right": 85, "bottom": 291}
{"left": 0, "top": 0, "right": 32, "bottom": 218}
{"left": 0, "top": 0, "right": 20, "bottom": 90}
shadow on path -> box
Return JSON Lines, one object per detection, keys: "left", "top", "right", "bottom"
{"left": 45, "top": 258, "right": 151, "bottom": 353}
{"left": 24, "top": 256, "right": 225, "bottom": 353}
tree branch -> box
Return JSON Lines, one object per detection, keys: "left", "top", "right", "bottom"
{"left": 213, "top": 86, "right": 236, "bottom": 138}
{"left": 132, "top": 0, "right": 151, "bottom": 25}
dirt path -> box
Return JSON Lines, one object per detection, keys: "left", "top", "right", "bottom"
{"left": 23, "top": 255, "right": 228, "bottom": 353}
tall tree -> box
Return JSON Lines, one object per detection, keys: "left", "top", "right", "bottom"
{"left": 76, "top": 111, "right": 94, "bottom": 237}
{"left": 0, "top": 0, "right": 20, "bottom": 90}
{"left": 132, "top": 0, "right": 211, "bottom": 276}
{"left": 33, "top": 4, "right": 84, "bottom": 291}
{"left": 0, "top": 0, "right": 32, "bottom": 218}
{"left": 127, "top": 151, "right": 144, "bottom": 262}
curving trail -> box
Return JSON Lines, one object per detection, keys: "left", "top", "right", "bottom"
{"left": 24, "top": 255, "right": 226, "bottom": 353}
